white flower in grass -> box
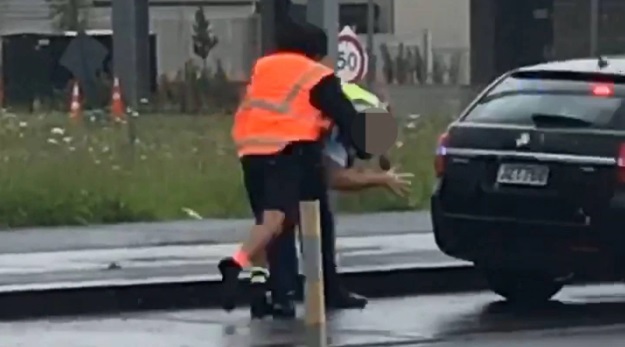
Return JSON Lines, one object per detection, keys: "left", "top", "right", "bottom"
{"left": 51, "top": 127, "right": 64, "bottom": 135}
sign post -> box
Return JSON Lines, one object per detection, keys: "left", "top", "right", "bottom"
{"left": 337, "top": 26, "right": 368, "bottom": 83}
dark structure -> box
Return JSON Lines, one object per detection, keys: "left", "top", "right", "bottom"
{"left": 112, "top": 0, "right": 151, "bottom": 109}
{"left": 0, "top": 31, "right": 157, "bottom": 108}
{"left": 471, "top": 0, "right": 625, "bottom": 85}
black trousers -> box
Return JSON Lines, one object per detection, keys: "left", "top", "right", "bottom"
{"left": 240, "top": 142, "right": 326, "bottom": 223}
{"left": 268, "top": 188, "right": 340, "bottom": 302}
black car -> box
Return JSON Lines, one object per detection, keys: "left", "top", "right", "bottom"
{"left": 431, "top": 56, "right": 625, "bottom": 303}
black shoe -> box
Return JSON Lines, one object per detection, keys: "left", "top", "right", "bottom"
{"left": 249, "top": 269, "right": 271, "bottom": 319}
{"left": 250, "top": 291, "right": 272, "bottom": 319}
{"left": 271, "top": 299, "right": 296, "bottom": 320}
{"left": 326, "top": 289, "right": 368, "bottom": 309}
{"left": 218, "top": 257, "right": 242, "bottom": 311}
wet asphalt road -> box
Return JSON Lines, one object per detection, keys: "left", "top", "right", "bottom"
{"left": 0, "top": 211, "right": 430, "bottom": 253}
{"left": 6, "top": 283, "right": 625, "bottom": 346}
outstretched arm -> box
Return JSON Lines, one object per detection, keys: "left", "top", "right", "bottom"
{"left": 324, "top": 156, "right": 413, "bottom": 196}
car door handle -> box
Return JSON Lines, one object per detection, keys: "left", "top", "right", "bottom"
{"left": 451, "top": 157, "right": 470, "bottom": 164}
{"left": 579, "top": 166, "right": 596, "bottom": 173}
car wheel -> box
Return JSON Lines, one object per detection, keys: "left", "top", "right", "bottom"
{"left": 484, "top": 269, "right": 564, "bottom": 303}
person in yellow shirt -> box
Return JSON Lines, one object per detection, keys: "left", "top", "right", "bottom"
{"left": 261, "top": 81, "right": 413, "bottom": 319}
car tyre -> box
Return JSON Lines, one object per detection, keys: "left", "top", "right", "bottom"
{"left": 484, "top": 269, "right": 564, "bottom": 303}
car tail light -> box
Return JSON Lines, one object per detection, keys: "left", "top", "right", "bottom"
{"left": 435, "top": 132, "right": 449, "bottom": 177}
{"left": 591, "top": 83, "right": 614, "bottom": 97}
{"left": 617, "top": 143, "right": 625, "bottom": 183}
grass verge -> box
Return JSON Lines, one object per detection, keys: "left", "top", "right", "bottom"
{"left": 0, "top": 111, "right": 451, "bottom": 228}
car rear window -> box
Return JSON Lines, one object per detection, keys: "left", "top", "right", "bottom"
{"left": 463, "top": 71, "right": 625, "bottom": 128}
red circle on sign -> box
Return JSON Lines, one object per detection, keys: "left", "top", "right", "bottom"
{"left": 338, "top": 33, "right": 367, "bottom": 82}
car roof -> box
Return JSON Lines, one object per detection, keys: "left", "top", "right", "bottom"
{"left": 515, "top": 56, "right": 625, "bottom": 76}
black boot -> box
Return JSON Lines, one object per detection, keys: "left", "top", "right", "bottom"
{"left": 317, "top": 194, "right": 369, "bottom": 309}
{"left": 249, "top": 268, "right": 271, "bottom": 319}
{"left": 218, "top": 257, "right": 242, "bottom": 311}
{"left": 267, "top": 225, "right": 298, "bottom": 320}
{"left": 271, "top": 291, "right": 297, "bottom": 319}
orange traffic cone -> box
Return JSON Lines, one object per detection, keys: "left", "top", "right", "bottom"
{"left": 69, "top": 81, "right": 81, "bottom": 121}
{"left": 110, "top": 77, "right": 125, "bottom": 120}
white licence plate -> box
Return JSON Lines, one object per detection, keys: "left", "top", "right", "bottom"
{"left": 496, "top": 163, "right": 550, "bottom": 186}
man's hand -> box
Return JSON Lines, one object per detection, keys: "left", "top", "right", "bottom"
{"left": 382, "top": 167, "right": 414, "bottom": 197}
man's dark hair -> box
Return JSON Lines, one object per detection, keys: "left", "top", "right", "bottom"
{"left": 300, "top": 22, "right": 328, "bottom": 59}
{"left": 275, "top": 20, "right": 328, "bottom": 59}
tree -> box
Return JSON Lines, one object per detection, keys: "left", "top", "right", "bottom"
{"left": 46, "top": 0, "right": 92, "bottom": 31}
{"left": 192, "top": 6, "right": 219, "bottom": 68}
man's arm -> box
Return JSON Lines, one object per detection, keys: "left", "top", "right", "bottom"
{"left": 310, "top": 75, "right": 370, "bottom": 159}
{"left": 324, "top": 155, "right": 392, "bottom": 191}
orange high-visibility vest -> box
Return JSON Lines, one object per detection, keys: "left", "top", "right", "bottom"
{"left": 232, "top": 52, "right": 334, "bottom": 157}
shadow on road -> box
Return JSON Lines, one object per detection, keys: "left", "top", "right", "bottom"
{"left": 435, "top": 288, "right": 625, "bottom": 338}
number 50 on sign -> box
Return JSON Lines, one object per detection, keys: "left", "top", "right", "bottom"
{"left": 337, "top": 26, "right": 368, "bottom": 83}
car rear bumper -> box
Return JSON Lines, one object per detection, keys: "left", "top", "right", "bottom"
{"left": 430, "top": 184, "right": 625, "bottom": 276}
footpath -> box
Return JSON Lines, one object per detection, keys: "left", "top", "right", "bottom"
{"left": 0, "top": 211, "right": 483, "bottom": 320}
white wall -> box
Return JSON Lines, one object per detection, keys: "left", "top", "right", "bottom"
{"left": 393, "top": 0, "right": 470, "bottom": 49}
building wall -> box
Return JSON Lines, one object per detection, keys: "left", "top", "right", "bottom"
{"left": 393, "top": 0, "right": 470, "bottom": 49}
{"left": 387, "top": 0, "right": 471, "bottom": 84}
{"left": 0, "top": 0, "right": 473, "bottom": 84}
{"left": 0, "top": 0, "right": 54, "bottom": 35}
{"left": 88, "top": 4, "right": 258, "bottom": 79}
{"left": 291, "top": 0, "right": 394, "bottom": 33}
{"left": 553, "top": 0, "right": 625, "bottom": 59}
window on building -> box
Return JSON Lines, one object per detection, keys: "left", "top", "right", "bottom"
{"left": 257, "top": 2, "right": 385, "bottom": 34}
{"left": 339, "top": 4, "right": 382, "bottom": 34}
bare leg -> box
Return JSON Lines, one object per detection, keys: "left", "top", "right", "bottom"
{"left": 218, "top": 210, "right": 291, "bottom": 312}
{"left": 237, "top": 210, "right": 287, "bottom": 265}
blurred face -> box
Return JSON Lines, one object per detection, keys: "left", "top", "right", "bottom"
{"left": 319, "top": 55, "right": 334, "bottom": 68}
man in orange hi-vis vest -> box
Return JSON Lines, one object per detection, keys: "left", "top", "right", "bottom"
{"left": 217, "top": 21, "right": 371, "bottom": 316}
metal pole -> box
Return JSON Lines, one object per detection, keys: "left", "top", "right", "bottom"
{"left": 590, "top": 0, "right": 599, "bottom": 56}
{"left": 306, "top": 0, "right": 339, "bottom": 283}
{"left": 112, "top": 0, "right": 150, "bottom": 110}
{"left": 366, "top": 0, "right": 375, "bottom": 86}
{"left": 259, "top": 0, "right": 276, "bottom": 54}
{"left": 307, "top": 0, "right": 339, "bottom": 64}
{"left": 299, "top": 200, "right": 327, "bottom": 347}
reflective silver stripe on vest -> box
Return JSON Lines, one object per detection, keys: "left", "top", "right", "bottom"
{"left": 238, "top": 64, "right": 328, "bottom": 114}
{"left": 445, "top": 147, "right": 616, "bottom": 166}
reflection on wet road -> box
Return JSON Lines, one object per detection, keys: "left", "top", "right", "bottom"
{"left": 6, "top": 284, "right": 625, "bottom": 346}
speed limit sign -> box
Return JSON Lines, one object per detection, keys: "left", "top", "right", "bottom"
{"left": 337, "top": 26, "right": 368, "bottom": 82}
